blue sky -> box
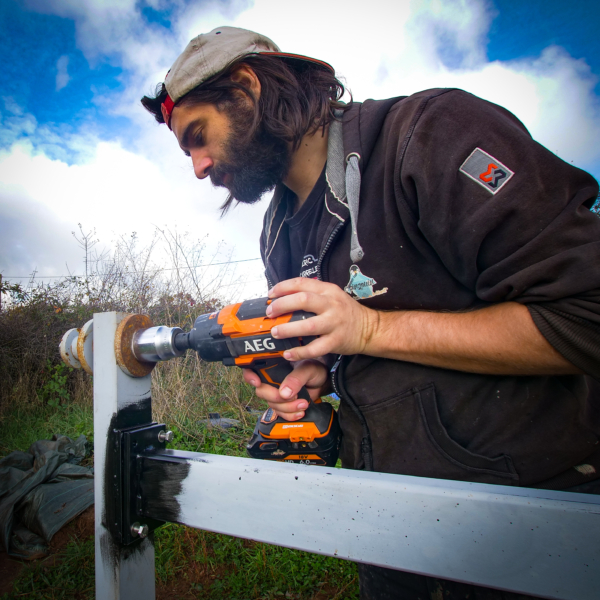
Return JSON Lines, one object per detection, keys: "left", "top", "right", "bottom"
{"left": 1, "top": 0, "right": 599, "bottom": 292}
{"left": 489, "top": 0, "right": 600, "bottom": 90}
{"left": 1, "top": 2, "right": 121, "bottom": 125}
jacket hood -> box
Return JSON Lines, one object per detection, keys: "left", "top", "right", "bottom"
{"left": 342, "top": 97, "right": 403, "bottom": 172}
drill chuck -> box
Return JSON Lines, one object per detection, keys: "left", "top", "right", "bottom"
{"left": 132, "top": 326, "right": 186, "bottom": 363}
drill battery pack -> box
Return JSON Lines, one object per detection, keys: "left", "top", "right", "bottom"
{"left": 246, "top": 401, "right": 341, "bottom": 466}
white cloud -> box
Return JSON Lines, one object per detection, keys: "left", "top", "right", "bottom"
{"left": 55, "top": 55, "right": 71, "bottom": 91}
{"left": 2, "top": 97, "right": 25, "bottom": 117}
{"left": 4, "top": 0, "right": 599, "bottom": 301}
{"left": 0, "top": 136, "right": 268, "bottom": 298}
{"left": 0, "top": 187, "right": 79, "bottom": 278}
{"left": 0, "top": 108, "right": 37, "bottom": 147}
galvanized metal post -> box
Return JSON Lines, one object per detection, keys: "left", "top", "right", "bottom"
{"left": 93, "top": 312, "right": 155, "bottom": 600}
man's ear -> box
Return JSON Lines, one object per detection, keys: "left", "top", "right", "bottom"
{"left": 230, "top": 65, "right": 261, "bottom": 100}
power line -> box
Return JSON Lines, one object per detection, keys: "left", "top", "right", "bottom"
{"left": 1, "top": 257, "right": 263, "bottom": 279}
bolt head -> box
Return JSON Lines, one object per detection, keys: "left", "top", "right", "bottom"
{"left": 131, "top": 522, "right": 149, "bottom": 538}
{"left": 158, "top": 430, "right": 174, "bottom": 443}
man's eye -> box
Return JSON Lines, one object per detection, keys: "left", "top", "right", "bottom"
{"left": 183, "top": 150, "right": 191, "bottom": 157}
{"left": 194, "top": 131, "right": 204, "bottom": 146}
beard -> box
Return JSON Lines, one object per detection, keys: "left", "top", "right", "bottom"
{"left": 210, "top": 102, "right": 291, "bottom": 205}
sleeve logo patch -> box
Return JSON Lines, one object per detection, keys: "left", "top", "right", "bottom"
{"left": 459, "top": 148, "right": 514, "bottom": 194}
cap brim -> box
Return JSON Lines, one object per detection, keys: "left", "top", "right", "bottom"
{"left": 259, "top": 51, "right": 334, "bottom": 73}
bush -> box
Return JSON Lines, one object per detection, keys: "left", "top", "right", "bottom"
{"left": 0, "top": 226, "right": 248, "bottom": 416}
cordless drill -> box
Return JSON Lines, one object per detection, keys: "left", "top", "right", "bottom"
{"left": 172, "top": 297, "right": 341, "bottom": 467}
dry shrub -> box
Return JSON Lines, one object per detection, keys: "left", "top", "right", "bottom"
{"left": 0, "top": 226, "right": 256, "bottom": 419}
{"left": 151, "top": 354, "right": 256, "bottom": 440}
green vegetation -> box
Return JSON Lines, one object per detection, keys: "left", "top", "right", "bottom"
{"left": 0, "top": 398, "right": 94, "bottom": 459}
{"left": 37, "top": 361, "right": 72, "bottom": 408}
{"left": 154, "top": 524, "right": 357, "bottom": 600}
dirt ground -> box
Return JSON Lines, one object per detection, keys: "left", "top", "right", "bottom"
{"left": 0, "top": 505, "right": 95, "bottom": 597}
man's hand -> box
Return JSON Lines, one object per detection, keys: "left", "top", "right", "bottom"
{"left": 243, "top": 359, "right": 330, "bottom": 421}
{"left": 267, "top": 278, "right": 377, "bottom": 361}
{"left": 264, "top": 277, "right": 581, "bottom": 376}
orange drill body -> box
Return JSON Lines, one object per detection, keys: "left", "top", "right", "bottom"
{"left": 177, "top": 297, "right": 341, "bottom": 466}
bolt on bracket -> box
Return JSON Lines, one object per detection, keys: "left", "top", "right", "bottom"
{"left": 117, "top": 422, "right": 169, "bottom": 545}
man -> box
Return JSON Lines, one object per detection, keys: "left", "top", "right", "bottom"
{"left": 142, "top": 26, "right": 600, "bottom": 600}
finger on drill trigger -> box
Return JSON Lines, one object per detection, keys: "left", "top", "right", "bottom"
{"left": 242, "top": 368, "right": 260, "bottom": 387}
{"left": 279, "top": 385, "right": 294, "bottom": 399}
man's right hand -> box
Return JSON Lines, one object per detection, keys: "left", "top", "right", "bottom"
{"left": 242, "top": 359, "right": 330, "bottom": 421}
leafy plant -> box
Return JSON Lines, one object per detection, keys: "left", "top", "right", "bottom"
{"left": 38, "top": 360, "right": 71, "bottom": 408}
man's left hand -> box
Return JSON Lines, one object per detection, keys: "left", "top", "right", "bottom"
{"left": 267, "top": 278, "right": 376, "bottom": 361}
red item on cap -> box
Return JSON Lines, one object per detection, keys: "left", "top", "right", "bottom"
{"left": 161, "top": 95, "right": 175, "bottom": 129}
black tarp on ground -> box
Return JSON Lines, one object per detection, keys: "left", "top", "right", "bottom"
{"left": 0, "top": 434, "right": 94, "bottom": 559}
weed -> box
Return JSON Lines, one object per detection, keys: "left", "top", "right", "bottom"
{"left": 38, "top": 361, "right": 72, "bottom": 408}
{"left": 0, "top": 402, "right": 93, "bottom": 459}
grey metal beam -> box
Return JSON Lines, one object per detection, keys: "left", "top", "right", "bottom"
{"left": 143, "top": 450, "right": 600, "bottom": 600}
{"left": 93, "top": 312, "right": 156, "bottom": 600}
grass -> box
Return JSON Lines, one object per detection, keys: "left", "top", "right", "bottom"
{"left": 155, "top": 524, "right": 357, "bottom": 600}
{"left": 0, "top": 402, "right": 94, "bottom": 460}
{"left": 0, "top": 364, "right": 358, "bottom": 600}
{"left": 5, "top": 536, "right": 95, "bottom": 600}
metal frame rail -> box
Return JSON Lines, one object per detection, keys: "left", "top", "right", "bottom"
{"left": 86, "top": 312, "right": 600, "bottom": 600}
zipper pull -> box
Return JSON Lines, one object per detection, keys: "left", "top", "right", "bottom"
{"left": 331, "top": 355, "right": 342, "bottom": 374}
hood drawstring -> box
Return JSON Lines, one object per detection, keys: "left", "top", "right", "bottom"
{"left": 326, "top": 114, "right": 364, "bottom": 263}
{"left": 345, "top": 153, "right": 364, "bottom": 262}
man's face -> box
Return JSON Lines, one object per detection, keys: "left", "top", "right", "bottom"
{"left": 171, "top": 97, "right": 290, "bottom": 205}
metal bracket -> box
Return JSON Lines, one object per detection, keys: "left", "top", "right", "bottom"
{"left": 119, "top": 422, "right": 169, "bottom": 545}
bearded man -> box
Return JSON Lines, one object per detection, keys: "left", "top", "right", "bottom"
{"left": 142, "top": 26, "right": 600, "bottom": 600}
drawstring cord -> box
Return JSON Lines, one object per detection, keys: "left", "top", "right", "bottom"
{"left": 345, "top": 153, "right": 364, "bottom": 263}
{"left": 326, "top": 115, "right": 365, "bottom": 263}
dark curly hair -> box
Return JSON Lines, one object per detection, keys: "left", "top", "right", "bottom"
{"left": 141, "top": 53, "right": 351, "bottom": 152}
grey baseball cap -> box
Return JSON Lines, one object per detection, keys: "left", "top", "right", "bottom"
{"left": 161, "top": 25, "right": 333, "bottom": 127}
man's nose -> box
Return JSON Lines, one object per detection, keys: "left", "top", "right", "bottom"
{"left": 190, "top": 150, "right": 214, "bottom": 179}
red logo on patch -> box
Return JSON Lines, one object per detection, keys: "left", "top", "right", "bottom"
{"left": 480, "top": 163, "right": 508, "bottom": 189}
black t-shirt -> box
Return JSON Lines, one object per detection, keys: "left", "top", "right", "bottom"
{"left": 284, "top": 165, "right": 327, "bottom": 279}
